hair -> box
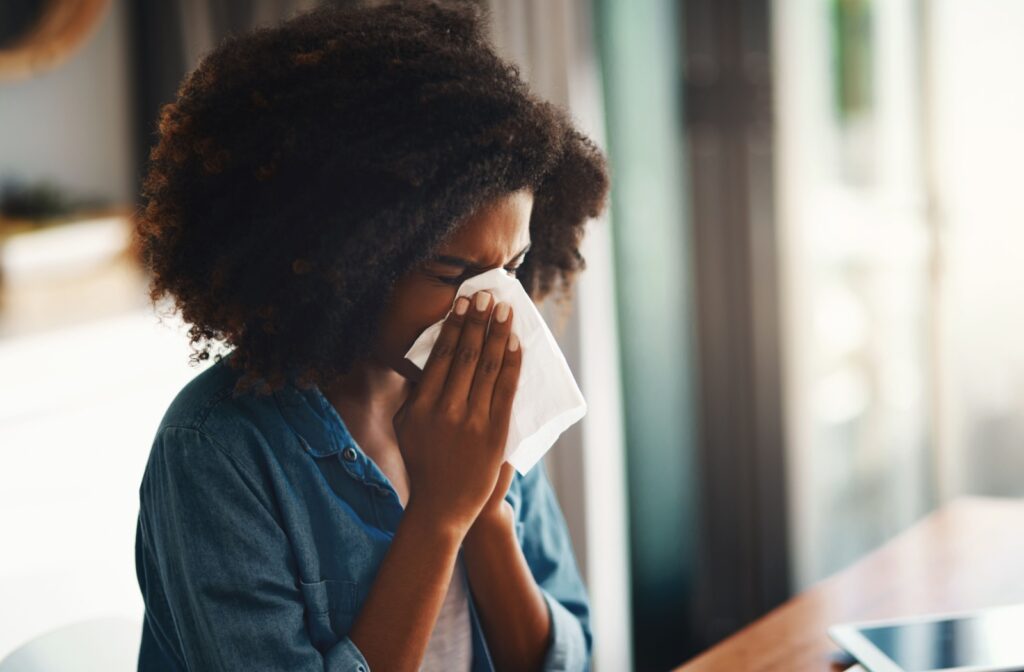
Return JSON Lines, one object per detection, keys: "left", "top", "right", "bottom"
{"left": 135, "top": 0, "right": 610, "bottom": 392}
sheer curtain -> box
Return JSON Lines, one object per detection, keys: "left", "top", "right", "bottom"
{"left": 928, "top": 0, "right": 1024, "bottom": 502}
{"left": 776, "top": 0, "right": 1024, "bottom": 592}
{"left": 774, "top": 0, "right": 936, "bottom": 589}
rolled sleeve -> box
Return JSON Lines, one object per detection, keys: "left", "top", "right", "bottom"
{"left": 517, "top": 461, "right": 593, "bottom": 672}
{"left": 539, "top": 587, "right": 589, "bottom": 671}
{"left": 324, "top": 640, "right": 371, "bottom": 671}
{"left": 136, "top": 425, "right": 370, "bottom": 671}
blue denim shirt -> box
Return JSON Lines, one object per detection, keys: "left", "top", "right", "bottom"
{"left": 134, "top": 356, "right": 591, "bottom": 671}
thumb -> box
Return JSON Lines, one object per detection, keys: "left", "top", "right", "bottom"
{"left": 495, "top": 461, "right": 515, "bottom": 494}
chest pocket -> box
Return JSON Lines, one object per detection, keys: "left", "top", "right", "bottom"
{"left": 299, "top": 578, "right": 358, "bottom": 652}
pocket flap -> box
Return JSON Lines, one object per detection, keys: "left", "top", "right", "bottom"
{"left": 299, "top": 578, "right": 356, "bottom": 615}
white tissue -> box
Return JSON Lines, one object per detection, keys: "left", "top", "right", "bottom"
{"left": 403, "top": 267, "right": 587, "bottom": 475}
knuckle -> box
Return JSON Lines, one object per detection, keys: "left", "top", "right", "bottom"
{"left": 432, "top": 339, "right": 457, "bottom": 359}
{"left": 465, "top": 414, "right": 488, "bottom": 434}
{"left": 497, "top": 372, "right": 519, "bottom": 394}
{"left": 479, "top": 357, "right": 501, "bottom": 375}
{"left": 439, "top": 402, "right": 463, "bottom": 423}
{"left": 445, "top": 312, "right": 466, "bottom": 328}
{"left": 456, "top": 345, "right": 479, "bottom": 365}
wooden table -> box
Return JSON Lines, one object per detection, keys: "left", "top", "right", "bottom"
{"left": 675, "top": 497, "right": 1024, "bottom": 671}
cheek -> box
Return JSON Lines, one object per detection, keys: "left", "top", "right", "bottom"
{"left": 377, "top": 283, "right": 455, "bottom": 362}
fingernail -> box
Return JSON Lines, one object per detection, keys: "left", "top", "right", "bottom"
{"left": 455, "top": 297, "right": 470, "bottom": 315}
{"left": 475, "top": 291, "right": 491, "bottom": 311}
{"left": 494, "top": 302, "right": 510, "bottom": 323}
{"left": 508, "top": 332, "right": 519, "bottom": 351}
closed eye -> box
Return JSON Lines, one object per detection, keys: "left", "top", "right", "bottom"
{"left": 427, "top": 242, "right": 531, "bottom": 286}
{"left": 434, "top": 265, "right": 521, "bottom": 286}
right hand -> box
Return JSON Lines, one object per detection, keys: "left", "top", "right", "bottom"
{"left": 393, "top": 290, "right": 522, "bottom": 536}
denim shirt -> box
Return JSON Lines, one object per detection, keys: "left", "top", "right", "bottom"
{"left": 134, "top": 356, "right": 592, "bottom": 671}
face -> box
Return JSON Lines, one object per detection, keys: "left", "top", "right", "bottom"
{"left": 375, "top": 189, "right": 534, "bottom": 382}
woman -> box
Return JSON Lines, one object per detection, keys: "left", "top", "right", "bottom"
{"left": 133, "top": 2, "right": 609, "bottom": 671}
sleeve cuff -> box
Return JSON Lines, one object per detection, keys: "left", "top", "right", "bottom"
{"left": 324, "top": 636, "right": 372, "bottom": 672}
{"left": 539, "top": 588, "right": 589, "bottom": 672}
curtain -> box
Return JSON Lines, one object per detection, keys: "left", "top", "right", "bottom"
{"left": 485, "top": 2, "right": 633, "bottom": 670}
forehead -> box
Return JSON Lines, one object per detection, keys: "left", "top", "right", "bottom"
{"left": 438, "top": 190, "right": 533, "bottom": 255}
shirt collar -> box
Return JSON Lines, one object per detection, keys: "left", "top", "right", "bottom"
{"left": 273, "top": 383, "right": 356, "bottom": 458}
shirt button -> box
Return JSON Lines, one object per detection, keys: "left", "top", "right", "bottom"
{"left": 342, "top": 446, "right": 358, "bottom": 462}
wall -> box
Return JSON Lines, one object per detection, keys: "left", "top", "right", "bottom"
{"left": 0, "top": 0, "right": 134, "bottom": 207}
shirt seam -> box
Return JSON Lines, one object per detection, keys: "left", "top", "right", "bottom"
{"left": 136, "top": 515, "right": 191, "bottom": 671}
{"left": 153, "top": 424, "right": 282, "bottom": 529}
{"left": 190, "top": 384, "right": 238, "bottom": 430}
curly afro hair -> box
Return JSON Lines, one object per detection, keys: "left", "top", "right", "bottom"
{"left": 135, "top": 0, "right": 610, "bottom": 392}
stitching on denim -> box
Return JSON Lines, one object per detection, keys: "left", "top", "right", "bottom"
{"left": 159, "top": 425, "right": 284, "bottom": 529}
{"left": 135, "top": 516, "right": 191, "bottom": 669}
{"left": 272, "top": 394, "right": 328, "bottom": 456}
{"left": 155, "top": 425, "right": 310, "bottom": 599}
{"left": 192, "top": 385, "right": 239, "bottom": 429}
{"left": 271, "top": 386, "right": 348, "bottom": 458}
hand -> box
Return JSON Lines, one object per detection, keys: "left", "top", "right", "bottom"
{"left": 393, "top": 291, "right": 522, "bottom": 537}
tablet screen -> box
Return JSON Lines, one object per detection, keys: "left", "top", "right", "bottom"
{"left": 855, "top": 605, "right": 1024, "bottom": 671}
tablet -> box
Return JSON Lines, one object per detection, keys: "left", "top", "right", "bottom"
{"left": 828, "top": 603, "right": 1024, "bottom": 672}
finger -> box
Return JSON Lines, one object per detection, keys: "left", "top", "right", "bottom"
{"left": 415, "top": 296, "right": 470, "bottom": 403}
{"left": 439, "top": 290, "right": 493, "bottom": 409}
{"left": 489, "top": 331, "right": 522, "bottom": 435}
{"left": 468, "top": 301, "right": 513, "bottom": 415}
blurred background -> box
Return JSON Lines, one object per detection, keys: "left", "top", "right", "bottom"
{"left": 1, "top": 0, "right": 1022, "bottom": 670}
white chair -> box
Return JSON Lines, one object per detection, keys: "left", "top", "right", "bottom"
{"left": 0, "top": 617, "right": 141, "bottom": 672}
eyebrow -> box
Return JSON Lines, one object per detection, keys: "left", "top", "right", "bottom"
{"left": 430, "top": 242, "right": 532, "bottom": 270}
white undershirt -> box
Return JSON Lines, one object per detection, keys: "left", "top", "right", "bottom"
{"left": 419, "top": 552, "right": 473, "bottom": 671}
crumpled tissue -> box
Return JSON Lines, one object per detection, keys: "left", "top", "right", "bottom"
{"left": 403, "top": 267, "right": 587, "bottom": 475}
